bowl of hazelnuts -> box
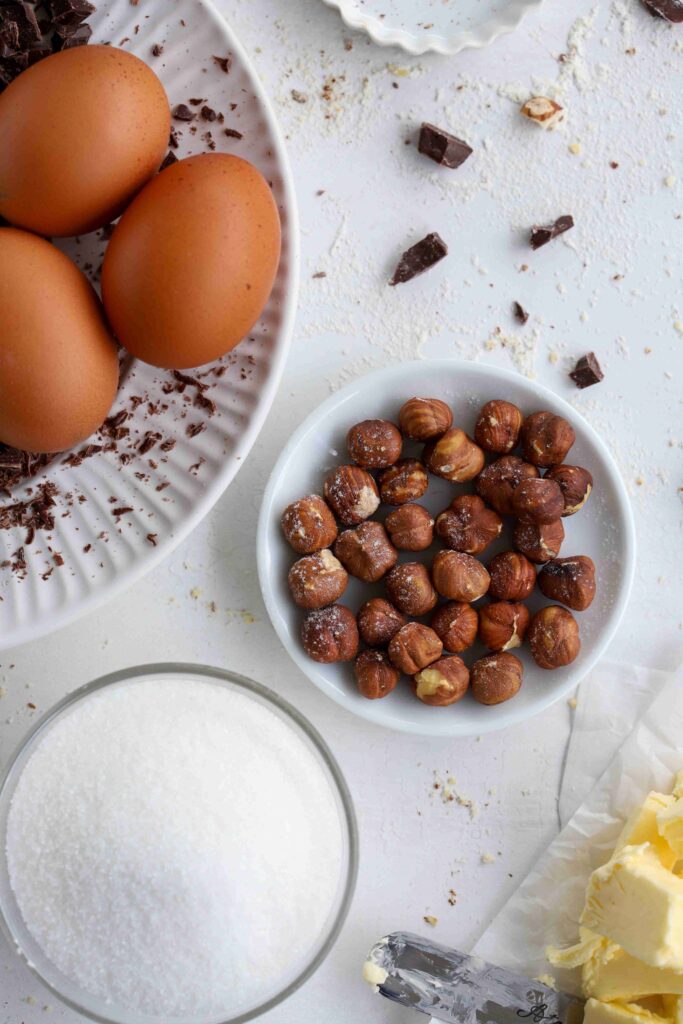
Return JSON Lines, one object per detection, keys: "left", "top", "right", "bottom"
{"left": 257, "top": 360, "right": 636, "bottom": 736}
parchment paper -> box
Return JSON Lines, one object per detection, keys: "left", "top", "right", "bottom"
{"left": 473, "top": 663, "right": 683, "bottom": 996}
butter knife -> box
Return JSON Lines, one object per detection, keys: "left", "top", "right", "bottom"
{"left": 364, "top": 932, "right": 585, "bottom": 1024}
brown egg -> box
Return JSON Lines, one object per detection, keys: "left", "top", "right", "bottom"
{"left": 0, "top": 46, "right": 170, "bottom": 237}
{"left": 0, "top": 228, "right": 119, "bottom": 454}
{"left": 101, "top": 153, "right": 281, "bottom": 370}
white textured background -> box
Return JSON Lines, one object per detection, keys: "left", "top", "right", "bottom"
{"left": 1, "top": 0, "right": 681, "bottom": 1020}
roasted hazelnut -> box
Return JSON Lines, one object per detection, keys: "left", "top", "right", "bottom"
{"left": 399, "top": 396, "right": 453, "bottom": 441}
{"left": 431, "top": 550, "right": 490, "bottom": 603}
{"left": 288, "top": 549, "right": 348, "bottom": 609}
{"left": 388, "top": 622, "right": 443, "bottom": 675}
{"left": 357, "top": 597, "right": 407, "bottom": 647}
{"left": 301, "top": 605, "right": 359, "bottom": 663}
{"left": 423, "top": 429, "right": 485, "bottom": 483}
{"left": 386, "top": 562, "right": 438, "bottom": 616}
{"left": 478, "top": 602, "right": 530, "bottom": 652}
{"left": 521, "top": 411, "right": 576, "bottom": 468}
{"left": 528, "top": 605, "right": 580, "bottom": 669}
{"left": 513, "top": 519, "right": 565, "bottom": 564}
{"left": 430, "top": 602, "right": 478, "bottom": 653}
{"left": 385, "top": 504, "right": 434, "bottom": 551}
{"left": 471, "top": 652, "right": 523, "bottom": 706}
{"left": 281, "top": 494, "right": 338, "bottom": 554}
{"left": 435, "top": 494, "right": 502, "bottom": 555}
{"left": 334, "top": 521, "right": 397, "bottom": 582}
{"left": 414, "top": 656, "right": 469, "bottom": 707}
{"left": 511, "top": 477, "right": 564, "bottom": 524}
{"left": 474, "top": 400, "right": 523, "bottom": 453}
{"left": 378, "top": 458, "right": 429, "bottom": 506}
{"left": 538, "top": 556, "right": 596, "bottom": 611}
{"left": 545, "top": 464, "right": 593, "bottom": 516}
{"left": 347, "top": 419, "right": 403, "bottom": 469}
{"left": 354, "top": 650, "right": 400, "bottom": 699}
{"left": 520, "top": 96, "right": 565, "bottom": 129}
{"left": 476, "top": 455, "right": 539, "bottom": 515}
{"left": 324, "top": 465, "right": 380, "bottom": 526}
{"left": 488, "top": 550, "right": 536, "bottom": 600}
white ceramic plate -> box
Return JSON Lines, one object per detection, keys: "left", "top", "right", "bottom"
{"left": 0, "top": 0, "right": 298, "bottom": 651}
{"left": 321, "top": 0, "right": 544, "bottom": 56}
{"left": 257, "top": 360, "right": 636, "bottom": 738}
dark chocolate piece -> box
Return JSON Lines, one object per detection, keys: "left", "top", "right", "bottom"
{"left": 172, "top": 103, "right": 194, "bottom": 122}
{"left": 151, "top": 42, "right": 163, "bottom": 56}
{"left": 56, "top": 22, "right": 91, "bottom": 47}
{"left": 513, "top": 301, "right": 529, "bottom": 324}
{"left": 212, "top": 54, "right": 231, "bottom": 73}
{"left": 640, "top": 0, "right": 683, "bottom": 21}
{"left": 200, "top": 104, "right": 216, "bottom": 121}
{"left": 25, "top": 44, "right": 52, "bottom": 63}
{"left": 530, "top": 214, "right": 574, "bottom": 250}
{"left": 389, "top": 232, "right": 448, "bottom": 286}
{"left": 0, "top": 2, "right": 41, "bottom": 49}
{"left": 0, "top": 19, "right": 20, "bottom": 56}
{"left": 418, "top": 122, "right": 473, "bottom": 169}
{"left": 48, "top": 0, "right": 95, "bottom": 28}
{"left": 159, "top": 149, "right": 177, "bottom": 171}
{"left": 223, "top": 127, "right": 243, "bottom": 139}
{"left": 569, "top": 352, "right": 604, "bottom": 389}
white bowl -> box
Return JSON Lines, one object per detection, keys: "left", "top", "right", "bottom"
{"left": 320, "top": 0, "right": 544, "bottom": 56}
{"left": 257, "top": 360, "right": 636, "bottom": 738}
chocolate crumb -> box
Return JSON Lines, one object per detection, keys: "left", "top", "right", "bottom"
{"left": 512, "top": 301, "right": 529, "bottom": 324}
{"left": 389, "top": 232, "right": 448, "bottom": 286}
{"left": 188, "top": 97, "right": 204, "bottom": 105}
{"left": 159, "top": 150, "right": 177, "bottom": 171}
{"left": 223, "top": 127, "right": 243, "bottom": 139}
{"left": 200, "top": 104, "right": 216, "bottom": 121}
{"left": 212, "top": 54, "right": 231, "bottom": 73}
{"left": 151, "top": 42, "right": 163, "bottom": 56}
{"left": 111, "top": 506, "right": 134, "bottom": 517}
{"left": 418, "top": 122, "right": 473, "bottom": 169}
{"left": 186, "top": 422, "right": 206, "bottom": 438}
{"left": 291, "top": 89, "right": 307, "bottom": 104}
{"left": 312, "top": 271, "right": 327, "bottom": 279}
{"left": 172, "top": 103, "right": 194, "bottom": 122}
{"left": 530, "top": 215, "right": 574, "bottom": 250}
{"left": 569, "top": 352, "right": 604, "bottom": 389}
{"left": 146, "top": 533, "right": 158, "bottom": 546}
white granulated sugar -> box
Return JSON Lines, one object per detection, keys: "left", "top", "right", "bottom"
{"left": 6, "top": 679, "right": 344, "bottom": 1017}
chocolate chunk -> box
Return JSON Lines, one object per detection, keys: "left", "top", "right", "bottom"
{"left": 530, "top": 214, "right": 574, "bottom": 250}
{"left": 151, "top": 42, "right": 163, "bottom": 56}
{"left": 0, "top": 19, "right": 20, "bottom": 56}
{"left": 569, "top": 352, "right": 604, "bottom": 389}
{"left": 389, "top": 232, "right": 448, "bottom": 286}
{"left": 25, "top": 43, "right": 52, "bottom": 64}
{"left": 48, "top": 0, "right": 95, "bottom": 27}
{"left": 640, "top": 0, "right": 683, "bottom": 21}
{"left": 159, "top": 149, "right": 177, "bottom": 171}
{"left": 172, "top": 103, "right": 194, "bottom": 122}
{"left": 513, "top": 301, "right": 529, "bottom": 324}
{"left": 0, "top": 2, "right": 41, "bottom": 49}
{"left": 212, "top": 54, "right": 230, "bottom": 73}
{"left": 200, "top": 104, "right": 216, "bottom": 122}
{"left": 56, "top": 22, "right": 91, "bottom": 47}
{"left": 223, "top": 127, "right": 243, "bottom": 139}
{"left": 418, "top": 122, "right": 473, "bottom": 169}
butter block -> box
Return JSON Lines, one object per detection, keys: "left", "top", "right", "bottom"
{"left": 583, "top": 999, "right": 672, "bottom": 1024}
{"left": 548, "top": 928, "right": 616, "bottom": 970}
{"left": 581, "top": 844, "right": 683, "bottom": 968}
{"left": 583, "top": 947, "right": 683, "bottom": 1001}
{"left": 615, "top": 793, "right": 678, "bottom": 869}
{"left": 662, "top": 998, "right": 683, "bottom": 1024}
{"left": 658, "top": 800, "right": 683, "bottom": 861}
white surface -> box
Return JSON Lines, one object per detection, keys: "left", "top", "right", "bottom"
{"left": 0, "top": 0, "right": 299, "bottom": 651}
{"left": 320, "top": 0, "right": 543, "bottom": 55}
{"left": 0, "top": 0, "right": 681, "bottom": 1021}
{"left": 258, "top": 359, "right": 635, "bottom": 736}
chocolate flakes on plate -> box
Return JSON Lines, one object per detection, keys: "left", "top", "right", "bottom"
{"left": 530, "top": 215, "right": 574, "bottom": 250}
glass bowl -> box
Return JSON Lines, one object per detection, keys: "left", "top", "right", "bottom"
{"left": 0, "top": 663, "right": 358, "bottom": 1024}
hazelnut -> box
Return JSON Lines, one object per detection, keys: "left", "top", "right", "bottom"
{"left": 528, "top": 605, "right": 580, "bottom": 669}
{"left": 474, "top": 400, "right": 523, "bottom": 453}
{"left": 301, "top": 605, "right": 359, "bottom": 663}
{"left": 281, "top": 494, "right": 337, "bottom": 554}
{"left": 471, "top": 652, "right": 523, "bottom": 706}
{"left": 354, "top": 650, "right": 400, "bottom": 699}
{"left": 430, "top": 602, "right": 478, "bottom": 653}
{"left": 385, "top": 504, "right": 434, "bottom": 551}
{"left": 521, "top": 411, "right": 576, "bottom": 468}
{"left": 476, "top": 455, "right": 539, "bottom": 515}
{"left": 388, "top": 622, "right": 443, "bottom": 675}
{"left": 399, "top": 397, "right": 453, "bottom": 441}
{"left": 520, "top": 96, "right": 565, "bottom": 130}
{"left": 488, "top": 551, "right": 536, "bottom": 601}
{"left": 378, "top": 458, "right": 429, "bottom": 506}
{"left": 347, "top": 419, "right": 403, "bottom": 469}
{"left": 423, "top": 429, "right": 485, "bottom": 483}
{"left": 386, "top": 562, "right": 438, "bottom": 616}
{"left": 513, "top": 519, "right": 565, "bottom": 564}
{"left": 538, "top": 556, "right": 596, "bottom": 611}
{"left": 435, "top": 494, "right": 502, "bottom": 555}
{"left": 334, "top": 521, "right": 397, "bottom": 583}
{"left": 431, "top": 550, "right": 490, "bottom": 603}
{"left": 357, "top": 597, "right": 407, "bottom": 647}
{"left": 324, "top": 465, "right": 380, "bottom": 526}
{"left": 478, "top": 602, "right": 530, "bottom": 652}
{"left": 511, "top": 477, "right": 565, "bottom": 524}
{"left": 414, "top": 656, "right": 469, "bottom": 707}
{"left": 288, "top": 549, "right": 348, "bottom": 609}
{"left": 545, "top": 464, "right": 593, "bottom": 516}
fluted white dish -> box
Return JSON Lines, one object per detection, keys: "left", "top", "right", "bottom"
{"left": 0, "top": 0, "right": 298, "bottom": 651}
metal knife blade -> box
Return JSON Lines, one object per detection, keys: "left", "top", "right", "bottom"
{"left": 364, "top": 932, "right": 585, "bottom": 1024}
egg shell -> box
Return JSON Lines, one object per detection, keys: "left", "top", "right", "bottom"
{"left": 101, "top": 153, "right": 281, "bottom": 370}
{"left": 0, "top": 228, "right": 120, "bottom": 454}
{"left": 0, "top": 46, "right": 170, "bottom": 237}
